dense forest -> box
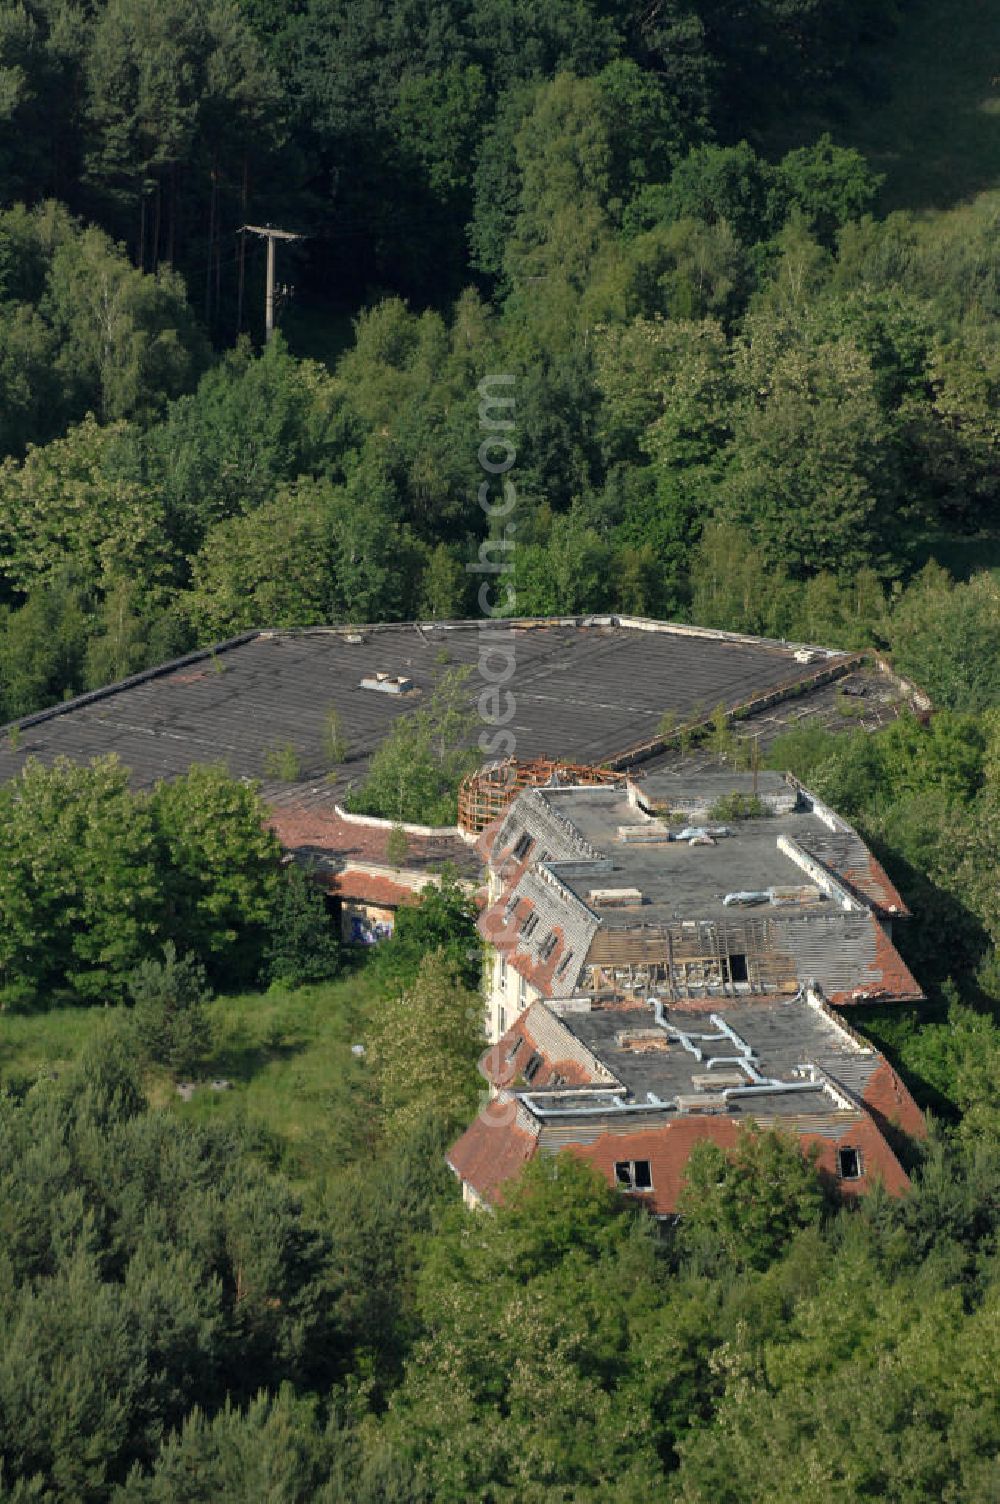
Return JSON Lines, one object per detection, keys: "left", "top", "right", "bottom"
{"left": 1, "top": 0, "right": 1000, "bottom": 1496}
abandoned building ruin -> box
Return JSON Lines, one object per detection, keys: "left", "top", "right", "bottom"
{"left": 0, "top": 612, "right": 930, "bottom": 1207}
{"left": 447, "top": 769, "right": 926, "bottom": 1215}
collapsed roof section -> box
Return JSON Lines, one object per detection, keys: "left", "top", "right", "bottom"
{"left": 478, "top": 772, "right": 922, "bottom": 1009}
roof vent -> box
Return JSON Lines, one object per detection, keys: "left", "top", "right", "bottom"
{"left": 360, "top": 672, "right": 413, "bottom": 695}
{"left": 692, "top": 1070, "right": 745, "bottom": 1090}
{"left": 588, "top": 887, "right": 643, "bottom": 907}
{"left": 617, "top": 823, "right": 671, "bottom": 844}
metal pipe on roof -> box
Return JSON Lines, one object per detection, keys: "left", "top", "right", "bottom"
{"left": 721, "top": 1081, "right": 820, "bottom": 1101}
{"left": 706, "top": 1056, "right": 768, "bottom": 1084}
{"left": 650, "top": 997, "right": 729, "bottom": 1058}
{"left": 522, "top": 1095, "right": 676, "bottom": 1118}
{"left": 708, "top": 1014, "right": 755, "bottom": 1058}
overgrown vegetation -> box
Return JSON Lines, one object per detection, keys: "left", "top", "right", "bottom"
{"left": 0, "top": 756, "right": 340, "bottom": 1007}
{"left": 346, "top": 668, "right": 479, "bottom": 825}
{"left": 707, "top": 791, "right": 770, "bottom": 821}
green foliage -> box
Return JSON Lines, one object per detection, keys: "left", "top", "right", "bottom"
{"left": 139, "top": 336, "right": 352, "bottom": 557}
{"left": 379, "top": 1153, "right": 668, "bottom": 1498}
{"left": 150, "top": 764, "right": 283, "bottom": 984}
{"left": 0, "top": 416, "right": 169, "bottom": 601}
{"left": 708, "top": 791, "right": 769, "bottom": 821}
{"left": 129, "top": 941, "right": 212, "bottom": 1077}
{"left": 367, "top": 949, "right": 483, "bottom": 1137}
{"left": 264, "top": 865, "right": 342, "bottom": 991}
{"left": 0, "top": 757, "right": 283, "bottom": 1005}
{"left": 677, "top": 1124, "right": 828, "bottom": 1271}
{"left": 385, "top": 824, "right": 409, "bottom": 868}
{"left": 370, "top": 875, "right": 481, "bottom": 995}
{"left": 263, "top": 741, "right": 302, "bottom": 782}
{"left": 889, "top": 566, "right": 1000, "bottom": 712}
{"left": 0, "top": 755, "right": 161, "bottom": 1005}
{"left": 323, "top": 707, "right": 349, "bottom": 767}
{"left": 0, "top": 202, "right": 206, "bottom": 457}
{"left": 0, "top": 1023, "right": 340, "bottom": 1497}
{"left": 347, "top": 667, "right": 478, "bottom": 826}
{"left": 777, "top": 134, "right": 883, "bottom": 244}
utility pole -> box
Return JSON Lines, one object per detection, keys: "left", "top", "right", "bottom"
{"left": 240, "top": 224, "right": 304, "bottom": 342}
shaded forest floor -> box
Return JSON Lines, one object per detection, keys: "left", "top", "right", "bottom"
{"left": 765, "top": 0, "right": 1000, "bottom": 209}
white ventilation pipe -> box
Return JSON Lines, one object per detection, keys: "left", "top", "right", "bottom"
{"left": 721, "top": 1081, "right": 819, "bottom": 1102}
{"left": 706, "top": 1056, "right": 768, "bottom": 1084}
{"left": 708, "top": 1013, "right": 755, "bottom": 1057}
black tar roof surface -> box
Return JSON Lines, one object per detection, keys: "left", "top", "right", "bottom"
{"left": 0, "top": 617, "right": 853, "bottom": 805}
{"left": 555, "top": 996, "right": 879, "bottom": 1120}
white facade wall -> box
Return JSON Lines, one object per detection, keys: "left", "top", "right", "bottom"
{"left": 485, "top": 948, "right": 540, "bottom": 1043}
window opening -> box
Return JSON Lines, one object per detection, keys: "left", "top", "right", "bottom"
{"left": 614, "top": 1160, "right": 653, "bottom": 1192}
{"left": 554, "top": 950, "right": 574, "bottom": 978}
{"left": 837, "top": 1146, "right": 862, "bottom": 1180}
{"left": 523, "top": 1051, "right": 543, "bottom": 1083}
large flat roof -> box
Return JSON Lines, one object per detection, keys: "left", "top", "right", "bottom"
{"left": 0, "top": 617, "right": 855, "bottom": 805}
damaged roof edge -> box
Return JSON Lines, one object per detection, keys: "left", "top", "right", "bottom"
{"left": 0, "top": 613, "right": 850, "bottom": 742}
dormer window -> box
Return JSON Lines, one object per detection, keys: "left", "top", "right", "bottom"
{"left": 837, "top": 1146, "right": 862, "bottom": 1180}
{"left": 554, "top": 950, "right": 574, "bottom": 979}
{"left": 513, "top": 831, "right": 533, "bottom": 861}
{"left": 615, "top": 1160, "right": 653, "bottom": 1192}
{"left": 523, "top": 1051, "right": 543, "bottom": 1083}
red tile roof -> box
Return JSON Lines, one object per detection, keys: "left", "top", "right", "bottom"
{"left": 268, "top": 804, "right": 480, "bottom": 876}
{"left": 563, "top": 1113, "right": 909, "bottom": 1213}
{"left": 451, "top": 1104, "right": 912, "bottom": 1215}
{"left": 861, "top": 1057, "right": 927, "bottom": 1141}
{"left": 829, "top": 919, "right": 925, "bottom": 1005}
{"left": 447, "top": 1100, "right": 538, "bottom": 1202}
{"left": 843, "top": 851, "right": 910, "bottom": 918}
{"left": 481, "top": 1005, "right": 604, "bottom": 1091}
{"left": 325, "top": 869, "right": 419, "bottom": 907}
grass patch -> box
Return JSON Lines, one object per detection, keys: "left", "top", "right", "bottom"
{"left": 0, "top": 970, "right": 384, "bottom": 1192}
{"left": 0, "top": 1005, "right": 106, "bottom": 1086}
{"left": 172, "top": 972, "right": 381, "bottom": 1189}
